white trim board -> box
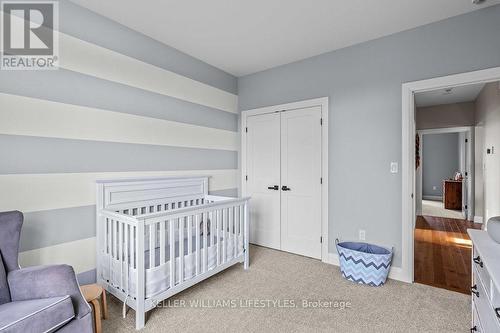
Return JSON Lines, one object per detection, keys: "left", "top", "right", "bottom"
{"left": 418, "top": 127, "right": 473, "bottom": 135}
{"left": 474, "top": 216, "right": 484, "bottom": 224}
{"left": 402, "top": 66, "right": 500, "bottom": 283}
{"left": 241, "top": 97, "right": 330, "bottom": 263}
{"left": 422, "top": 195, "right": 443, "bottom": 201}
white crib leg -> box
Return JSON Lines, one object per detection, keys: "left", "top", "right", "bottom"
{"left": 135, "top": 305, "right": 145, "bottom": 330}
{"left": 244, "top": 202, "right": 250, "bottom": 270}
{"left": 136, "top": 222, "right": 145, "bottom": 330}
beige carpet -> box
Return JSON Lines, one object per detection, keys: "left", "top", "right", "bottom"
{"left": 103, "top": 245, "right": 470, "bottom": 333}
{"left": 422, "top": 199, "right": 464, "bottom": 220}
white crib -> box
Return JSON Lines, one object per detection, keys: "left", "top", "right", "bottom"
{"left": 96, "top": 177, "right": 250, "bottom": 330}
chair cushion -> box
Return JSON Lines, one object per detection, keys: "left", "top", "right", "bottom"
{"left": 0, "top": 256, "right": 9, "bottom": 305}
{"left": 0, "top": 295, "right": 74, "bottom": 333}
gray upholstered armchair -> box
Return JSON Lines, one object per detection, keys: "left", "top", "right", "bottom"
{"left": 0, "top": 211, "right": 93, "bottom": 332}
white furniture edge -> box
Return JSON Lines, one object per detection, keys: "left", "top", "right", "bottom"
{"left": 402, "top": 66, "right": 500, "bottom": 283}
{"left": 241, "top": 97, "right": 330, "bottom": 263}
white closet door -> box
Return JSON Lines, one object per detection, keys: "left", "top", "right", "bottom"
{"left": 280, "top": 106, "right": 322, "bottom": 259}
{"left": 246, "top": 113, "right": 281, "bottom": 250}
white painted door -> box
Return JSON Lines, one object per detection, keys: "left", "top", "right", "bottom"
{"left": 246, "top": 113, "right": 281, "bottom": 250}
{"left": 280, "top": 107, "right": 322, "bottom": 259}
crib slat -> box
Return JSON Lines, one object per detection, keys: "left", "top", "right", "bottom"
{"left": 124, "top": 224, "right": 129, "bottom": 295}
{"left": 113, "top": 219, "right": 118, "bottom": 284}
{"left": 107, "top": 218, "right": 112, "bottom": 282}
{"left": 209, "top": 211, "right": 214, "bottom": 247}
{"left": 133, "top": 225, "right": 137, "bottom": 269}
{"left": 119, "top": 222, "right": 123, "bottom": 290}
{"left": 202, "top": 212, "right": 208, "bottom": 272}
{"left": 179, "top": 218, "right": 184, "bottom": 282}
{"left": 160, "top": 221, "right": 166, "bottom": 265}
{"left": 149, "top": 224, "right": 155, "bottom": 269}
{"left": 216, "top": 209, "right": 220, "bottom": 266}
{"left": 195, "top": 214, "right": 200, "bottom": 275}
{"left": 187, "top": 216, "right": 193, "bottom": 255}
{"left": 222, "top": 209, "right": 227, "bottom": 263}
{"left": 231, "top": 206, "right": 236, "bottom": 259}
{"left": 169, "top": 219, "right": 175, "bottom": 288}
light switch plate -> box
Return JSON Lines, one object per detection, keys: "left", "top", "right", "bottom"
{"left": 390, "top": 162, "right": 398, "bottom": 174}
{"left": 359, "top": 230, "right": 366, "bottom": 241}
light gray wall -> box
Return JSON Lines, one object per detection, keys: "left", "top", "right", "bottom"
{"left": 475, "top": 82, "right": 500, "bottom": 222}
{"left": 238, "top": 5, "right": 500, "bottom": 267}
{"left": 0, "top": 2, "right": 238, "bottom": 283}
{"left": 422, "top": 133, "right": 459, "bottom": 198}
{"left": 416, "top": 102, "right": 475, "bottom": 130}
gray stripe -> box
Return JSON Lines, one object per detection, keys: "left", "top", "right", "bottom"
{"left": 0, "top": 69, "right": 238, "bottom": 132}
{"left": 77, "top": 269, "right": 97, "bottom": 285}
{"left": 60, "top": 1, "right": 237, "bottom": 94}
{"left": 209, "top": 188, "right": 239, "bottom": 198}
{"left": 21, "top": 206, "right": 95, "bottom": 252}
{"left": 20, "top": 188, "right": 238, "bottom": 251}
{"left": 0, "top": 135, "right": 237, "bottom": 174}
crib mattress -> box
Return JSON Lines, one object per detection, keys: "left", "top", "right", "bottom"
{"left": 101, "top": 232, "right": 244, "bottom": 299}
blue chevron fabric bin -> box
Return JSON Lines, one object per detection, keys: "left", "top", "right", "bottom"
{"left": 336, "top": 240, "right": 393, "bottom": 287}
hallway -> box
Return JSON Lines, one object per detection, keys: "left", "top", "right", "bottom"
{"left": 414, "top": 215, "right": 482, "bottom": 294}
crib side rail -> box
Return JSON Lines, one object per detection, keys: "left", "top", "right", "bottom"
{"left": 141, "top": 197, "right": 250, "bottom": 288}
{"left": 142, "top": 197, "right": 250, "bottom": 224}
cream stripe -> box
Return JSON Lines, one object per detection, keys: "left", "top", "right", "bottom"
{"left": 3, "top": 12, "right": 238, "bottom": 114}
{"left": 19, "top": 237, "right": 96, "bottom": 274}
{"left": 0, "top": 170, "right": 238, "bottom": 213}
{"left": 59, "top": 33, "right": 238, "bottom": 113}
{"left": 0, "top": 93, "right": 238, "bottom": 151}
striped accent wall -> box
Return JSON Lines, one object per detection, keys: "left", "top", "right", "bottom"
{"left": 0, "top": 2, "right": 239, "bottom": 284}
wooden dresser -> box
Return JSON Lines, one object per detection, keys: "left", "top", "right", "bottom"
{"left": 468, "top": 229, "right": 500, "bottom": 332}
{"left": 443, "top": 180, "right": 462, "bottom": 210}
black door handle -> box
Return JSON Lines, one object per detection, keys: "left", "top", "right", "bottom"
{"left": 282, "top": 185, "right": 291, "bottom": 191}
{"left": 471, "top": 284, "right": 479, "bottom": 297}
{"left": 473, "top": 256, "right": 483, "bottom": 268}
{"left": 267, "top": 185, "right": 279, "bottom": 190}
{"left": 470, "top": 326, "right": 477, "bottom": 332}
{"left": 495, "top": 307, "right": 500, "bottom": 319}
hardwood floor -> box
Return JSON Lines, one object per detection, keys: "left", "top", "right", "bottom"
{"left": 414, "top": 215, "right": 482, "bottom": 294}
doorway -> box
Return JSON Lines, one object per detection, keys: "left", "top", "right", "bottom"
{"left": 401, "top": 67, "right": 500, "bottom": 286}
{"left": 241, "top": 98, "right": 329, "bottom": 261}
{"left": 416, "top": 126, "right": 474, "bottom": 221}
{"left": 413, "top": 89, "right": 482, "bottom": 293}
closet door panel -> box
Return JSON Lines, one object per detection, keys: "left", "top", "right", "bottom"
{"left": 280, "top": 106, "right": 322, "bottom": 259}
{"left": 246, "top": 113, "right": 281, "bottom": 249}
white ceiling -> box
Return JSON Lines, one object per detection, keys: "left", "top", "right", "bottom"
{"left": 70, "top": 0, "right": 500, "bottom": 77}
{"left": 415, "top": 83, "right": 486, "bottom": 107}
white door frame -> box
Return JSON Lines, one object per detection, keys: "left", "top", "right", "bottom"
{"left": 416, "top": 126, "right": 474, "bottom": 220}
{"left": 241, "top": 97, "right": 329, "bottom": 262}
{"left": 402, "top": 67, "right": 500, "bottom": 283}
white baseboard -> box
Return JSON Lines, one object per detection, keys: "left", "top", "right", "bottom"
{"left": 474, "top": 216, "right": 484, "bottom": 224}
{"left": 323, "top": 253, "right": 409, "bottom": 283}
{"left": 422, "top": 195, "right": 442, "bottom": 201}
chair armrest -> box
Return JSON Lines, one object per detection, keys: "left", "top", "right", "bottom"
{"left": 7, "top": 265, "right": 91, "bottom": 319}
